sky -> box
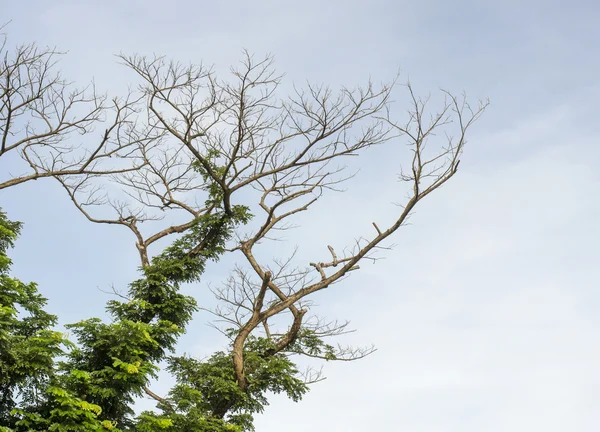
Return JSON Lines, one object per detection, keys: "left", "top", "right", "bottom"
{"left": 2, "top": 0, "right": 600, "bottom": 430}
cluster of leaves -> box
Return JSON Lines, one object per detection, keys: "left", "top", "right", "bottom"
{"left": 287, "top": 329, "right": 339, "bottom": 361}
{"left": 138, "top": 337, "right": 307, "bottom": 432}
{"left": 60, "top": 208, "right": 252, "bottom": 429}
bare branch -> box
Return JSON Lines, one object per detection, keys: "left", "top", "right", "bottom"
{"left": 0, "top": 38, "right": 152, "bottom": 190}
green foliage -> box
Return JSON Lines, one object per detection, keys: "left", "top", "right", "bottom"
{"left": 0, "top": 210, "right": 71, "bottom": 428}
{"left": 140, "top": 336, "right": 307, "bottom": 432}
{"left": 42, "top": 203, "right": 250, "bottom": 428}
{"left": 191, "top": 150, "right": 229, "bottom": 208}
{"left": 60, "top": 318, "right": 161, "bottom": 427}
{"left": 288, "top": 328, "right": 339, "bottom": 360}
{"left": 166, "top": 342, "right": 307, "bottom": 422}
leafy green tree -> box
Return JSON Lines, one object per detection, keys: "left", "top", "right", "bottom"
{"left": 0, "top": 210, "right": 73, "bottom": 431}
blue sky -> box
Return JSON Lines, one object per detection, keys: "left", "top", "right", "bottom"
{"left": 2, "top": 0, "right": 600, "bottom": 430}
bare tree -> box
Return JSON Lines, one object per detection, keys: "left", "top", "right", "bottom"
{"left": 59, "top": 51, "right": 394, "bottom": 265}
{"left": 0, "top": 31, "right": 151, "bottom": 190}
{"left": 56, "top": 50, "right": 487, "bottom": 406}
{"left": 222, "top": 86, "right": 487, "bottom": 390}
